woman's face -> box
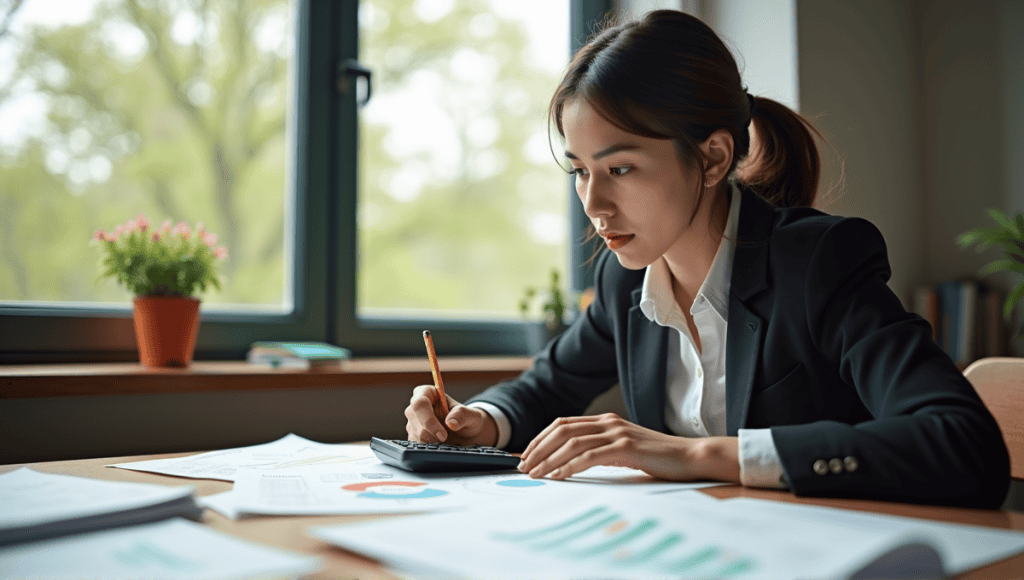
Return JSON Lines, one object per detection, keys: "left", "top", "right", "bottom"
{"left": 562, "top": 99, "right": 705, "bottom": 270}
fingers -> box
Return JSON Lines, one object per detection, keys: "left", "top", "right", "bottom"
{"left": 519, "top": 414, "right": 630, "bottom": 479}
{"left": 405, "top": 385, "right": 453, "bottom": 442}
{"left": 521, "top": 414, "right": 614, "bottom": 461}
{"left": 545, "top": 436, "right": 633, "bottom": 480}
{"left": 444, "top": 404, "right": 479, "bottom": 431}
{"left": 519, "top": 418, "right": 605, "bottom": 473}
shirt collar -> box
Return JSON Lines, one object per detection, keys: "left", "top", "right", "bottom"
{"left": 639, "top": 182, "right": 742, "bottom": 324}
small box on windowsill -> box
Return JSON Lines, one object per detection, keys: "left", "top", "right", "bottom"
{"left": 246, "top": 342, "right": 352, "bottom": 370}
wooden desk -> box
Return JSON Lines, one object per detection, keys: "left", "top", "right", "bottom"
{"left": 4, "top": 452, "right": 1024, "bottom": 579}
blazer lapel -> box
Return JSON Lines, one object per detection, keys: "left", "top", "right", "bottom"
{"left": 725, "top": 189, "right": 774, "bottom": 435}
{"left": 627, "top": 288, "right": 670, "bottom": 433}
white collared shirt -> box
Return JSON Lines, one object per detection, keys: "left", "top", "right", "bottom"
{"left": 637, "top": 184, "right": 785, "bottom": 488}
{"left": 473, "top": 183, "right": 787, "bottom": 489}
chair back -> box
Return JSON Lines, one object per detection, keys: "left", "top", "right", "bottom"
{"left": 964, "top": 357, "right": 1024, "bottom": 479}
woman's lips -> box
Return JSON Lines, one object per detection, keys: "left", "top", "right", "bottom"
{"left": 604, "top": 234, "right": 635, "bottom": 250}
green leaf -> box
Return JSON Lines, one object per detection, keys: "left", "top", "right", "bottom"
{"left": 1005, "top": 249, "right": 1024, "bottom": 269}
{"left": 987, "top": 208, "right": 1022, "bottom": 238}
{"left": 956, "top": 229, "right": 994, "bottom": 248}
{"left": 978, "top": 259, "right": 1017, "bottom": 277}
{"left": 1005, "top": 279, "right": 1024, "bottom": 321}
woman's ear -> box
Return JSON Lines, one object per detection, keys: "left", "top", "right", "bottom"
{"left": 700, "top": 129, "right": 734, "bottom": 187}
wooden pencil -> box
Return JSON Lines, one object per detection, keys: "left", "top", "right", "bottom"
{"left": 422, "top": 330, "right": 451, "bottom": 418}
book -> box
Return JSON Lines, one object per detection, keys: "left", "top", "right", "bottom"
{"left": 979, "top": 286, "right": 1007, "bottom": 358}
{"left": 916, "top": 278, "right": 1008, "bottom": 368}
{"left": 912, "top": 285, "right": 938, "bottom": 340}
{"left": 959, "top": 279, "right": 978, "bottom": 366}
{"left": 247, "top": 341, "right": 352, "bottom": 369}
{"left": 935, "top": 279, "right": 962, "bottom": 356}
{"left": 0, "top": 468, "right": 200, "bottom": 547}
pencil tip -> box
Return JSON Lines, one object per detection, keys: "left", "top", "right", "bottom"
{"left": 423, "top": 330, "right": 430, "bottom": 338}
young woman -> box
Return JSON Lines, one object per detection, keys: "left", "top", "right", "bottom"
{"left": 402, "top": 9, "right": 1009, "bottom": 508}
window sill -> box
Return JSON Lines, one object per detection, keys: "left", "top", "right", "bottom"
{"left": 0, "top": 357, "right": 532, "bottom": 399}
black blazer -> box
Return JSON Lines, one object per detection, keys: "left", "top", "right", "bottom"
{"left": 468, "top": 188, "right": 1010, "bottom": 508}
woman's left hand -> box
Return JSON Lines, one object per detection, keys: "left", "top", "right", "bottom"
{"left": 517, "top": 413, "right": 740, "bottom": 482}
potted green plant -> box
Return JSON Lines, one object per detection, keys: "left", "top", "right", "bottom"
{"left": 519, "top": 269, "right": 571, "bottom": 354}
{"left": 956, "top": 208, "right": 1024, "bottom": 351}
{"left": 93, "top": 213, "right": 227, "bottom": 368}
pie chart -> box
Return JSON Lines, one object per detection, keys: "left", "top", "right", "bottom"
{"left": 341, "top": 480, "right": 448, "bottom": 499}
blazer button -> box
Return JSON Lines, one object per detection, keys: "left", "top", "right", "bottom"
{"left": 813, "top": 459, "right": 828, "bottom": 475}
{"left": 844, "top": 456, "right": 859, "bottom": 472}
{"left": 829, "top": 458, "right": 843, "bottom": 474}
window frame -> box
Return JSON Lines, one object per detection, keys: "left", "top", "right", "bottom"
{"left": 0, "top": 0, "right": 611, "bottom": 363}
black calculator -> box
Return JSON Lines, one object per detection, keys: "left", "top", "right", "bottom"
{"left": 370, "top": 437, "right": 521, "bottom": 473}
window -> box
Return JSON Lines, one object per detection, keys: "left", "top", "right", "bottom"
{"left": 356, "top": 0, "right": 570, "bottom": 322}
{"left": 0, "top": 0, "right": 609, "bottom": 362}
{"left": 0, "top": 0, "right": 295, "bottom": 312}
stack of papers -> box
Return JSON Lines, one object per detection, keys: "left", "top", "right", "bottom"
{"left": 0, "top": 468, "right": 200, "bottom": 547}
{"left": 0, "top": 518, "right": 320, "bottom": 580}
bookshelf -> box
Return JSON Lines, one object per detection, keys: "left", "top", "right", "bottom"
{"left": 913, "top": 279, "right": 1009, "bottom": 370}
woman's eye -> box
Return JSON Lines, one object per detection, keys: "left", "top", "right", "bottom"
{"left": 569, "top": 167, "right": 588, "bottom": 177}
{"left": 610, "top": 166, "right": 630, "bottom": 176}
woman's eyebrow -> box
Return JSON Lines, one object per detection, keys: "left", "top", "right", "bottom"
{"left": 564, "top": 143, "right": 643, "bottom": 161}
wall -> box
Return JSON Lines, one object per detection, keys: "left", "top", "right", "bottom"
{"left": 917, "top": 0, "right": 1010, "bottom": 286}
{"left": 998, "top": 0, "right": 1024, "bottom": 346}
{"left": 1003, "top": 1, "right": 1024, "bottom": 219}
{"left": 795, "top": 0, "right": 924, "bottom": 305}
{"left": 796, "top": 0, "right": 1022, "bottom": 325}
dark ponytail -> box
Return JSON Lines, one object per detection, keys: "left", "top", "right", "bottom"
{"left": 550, "top": 10, "right": 827, "bottom": 218}
{"left": 740, "top": 95, "right": 823, "bottom": 208}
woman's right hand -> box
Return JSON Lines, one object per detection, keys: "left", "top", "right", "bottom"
{"left": 404, "top": 385, "right": 499, "bottom": 447}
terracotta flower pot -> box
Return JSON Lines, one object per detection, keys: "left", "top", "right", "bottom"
{"left": 132, "top": 296, "right": 201, "bottom": 368}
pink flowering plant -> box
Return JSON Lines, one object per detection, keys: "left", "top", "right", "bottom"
{"left": 93, "top": 213, "right": 228, "bottom": 297}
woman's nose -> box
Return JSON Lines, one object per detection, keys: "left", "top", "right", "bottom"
{"left": 580, "top": 176, "right": 613, "bottom": 219}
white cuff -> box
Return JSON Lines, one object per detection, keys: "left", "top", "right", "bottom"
{"left": 466, "top": 402, "right": 512, "bottom": 449}
{"left": 738, "top": 428, "right": 789, "bottom": 489}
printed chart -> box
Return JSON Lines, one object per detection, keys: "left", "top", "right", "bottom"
{"left": 492, "top": 504, "right": 756, "bottom": 577}
{"left": 340, "top": 481, "right": 449, "bottom": 500}
{"left": 311, "top": 488, "right": 915, "bottom": 580}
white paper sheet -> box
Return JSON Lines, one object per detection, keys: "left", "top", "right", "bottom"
{"left": 201, "top": 481, "right": 717, "bottom": 521}
{"left": 310, "top": 488, "right": 939, "bottom": 580}
{"left": 213, "top": 459, "right": 723, "bottom": 518}
{"left": 228, "top": 467, "right": 568, "bottom": 516}
{"left": 719, "top": 497, "right": 1024, "bottom": 575}
{"left": 0, "top": 517, "right": 320, "bottom": 580}
{"left": 108, "top": 434, "right": 374, "bottom": 481}
{"left": 0, "top": 468, "right": 195, "bottom": 533}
